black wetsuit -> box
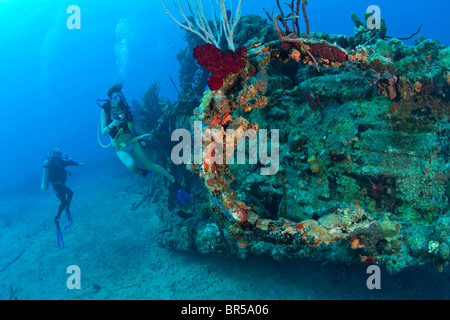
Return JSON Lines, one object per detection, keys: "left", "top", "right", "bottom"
{"left": 46, "top": 156, "right": 80, "bottom": 222}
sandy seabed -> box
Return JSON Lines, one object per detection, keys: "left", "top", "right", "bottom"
{"left": 1, "top": 163, "right": 449, "bottom": 301}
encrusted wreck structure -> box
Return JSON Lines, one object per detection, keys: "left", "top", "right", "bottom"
{"left": 142, "top": 1, "right": 450, "bottom": 274}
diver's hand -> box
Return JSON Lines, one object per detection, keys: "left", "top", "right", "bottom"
{"left": 111, "top": 119, "right": 122, "bottom": 127}
{"left": 78, "top": 162, "right": 84, "bottom": 167}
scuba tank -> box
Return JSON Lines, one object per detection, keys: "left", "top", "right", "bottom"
{"left": 41, "top": 158, "right": 50, "bottom": 190}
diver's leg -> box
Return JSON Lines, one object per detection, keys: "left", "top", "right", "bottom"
{"left": 54, "top": 185, "right": 68, "bottom": 221}
{"left": 63, "top": 186, "right": 74, "bottom": 228}
{"left": 132, "top": 142, "right": 175, "bottom": 182}
{"left": 115, "top": 150, "right": 143, "bottom": 175}
{"left": 66, "top": 186, "right": 74, "bottom": 207}
{"left": 52, "top": 184, "right": 66, "bottom": 247}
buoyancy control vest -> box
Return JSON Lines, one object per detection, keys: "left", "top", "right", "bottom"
{"left": 99, "top": 100, "right": 134, "bottom": 139}
{"left": 42, "top": 156, "right": 78, "bottom": 188}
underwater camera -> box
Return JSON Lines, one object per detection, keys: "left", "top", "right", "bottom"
{"left": 112, "top": 111, "right": 125, "bottom": 121}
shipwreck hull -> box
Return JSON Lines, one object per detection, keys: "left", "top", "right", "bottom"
{"left": 154, "top": 18, "right": 450, "bottom": 274}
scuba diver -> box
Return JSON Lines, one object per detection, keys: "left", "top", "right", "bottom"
{"left": 97, "top": 83, "right": 175, "bottom": 183}
{"left": 41, "top": 146, "right": 83, "bottom": 247}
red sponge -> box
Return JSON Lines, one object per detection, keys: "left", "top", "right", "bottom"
{"left": 194, "top": 43, "right": 247, "bottom": 90}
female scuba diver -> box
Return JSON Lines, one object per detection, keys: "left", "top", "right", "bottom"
{"left": 99, "top": 83, "right": 175, "bottom": 183}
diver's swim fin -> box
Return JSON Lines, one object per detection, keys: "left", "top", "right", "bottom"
{"left": 142, "top": 169, "right": 151, "bottom": 177}
{"left": 63, "top": 210, "right": 72, "bottom": 230}
{"left": 63, "top": 219, "right": 72, "bottom": 230}
{"left": 54, "top": 218, "right": 64, "bottom": 248}
{"left": 173, "top": 181, "right": 193, "bottom": 206}
{"left": 57, "top": 228, "right": 64, "bottom": 248}
{"left": 176, "top": 188, "right": 194, "bottom": 206}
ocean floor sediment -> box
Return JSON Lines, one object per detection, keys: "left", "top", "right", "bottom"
{"left": 0, "top": 164, "right": 449, "bottom": 300}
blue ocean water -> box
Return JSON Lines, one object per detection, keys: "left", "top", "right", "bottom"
{"left": 0, "top": 0, "right": 449, "bottom": 301}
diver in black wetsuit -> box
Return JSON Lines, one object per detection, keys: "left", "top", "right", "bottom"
{"left": 43, "top": 146, "right": 83, "bottom": 247}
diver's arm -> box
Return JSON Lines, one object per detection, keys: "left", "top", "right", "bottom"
{"left": 63, "top": 159, "right": 84, "bottom": 167}
{"left": 69, "top": 160, "right": 83, "bottom": 167}
{"left": 101, "top": 110, "right": 114, "bottom": 136}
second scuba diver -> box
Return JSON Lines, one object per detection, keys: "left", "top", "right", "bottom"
{"left": 99, "top": 83, "right": 175, "bottom": 183}
{"left": 42, "top": 146, "right": 83, "bottom": 247}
